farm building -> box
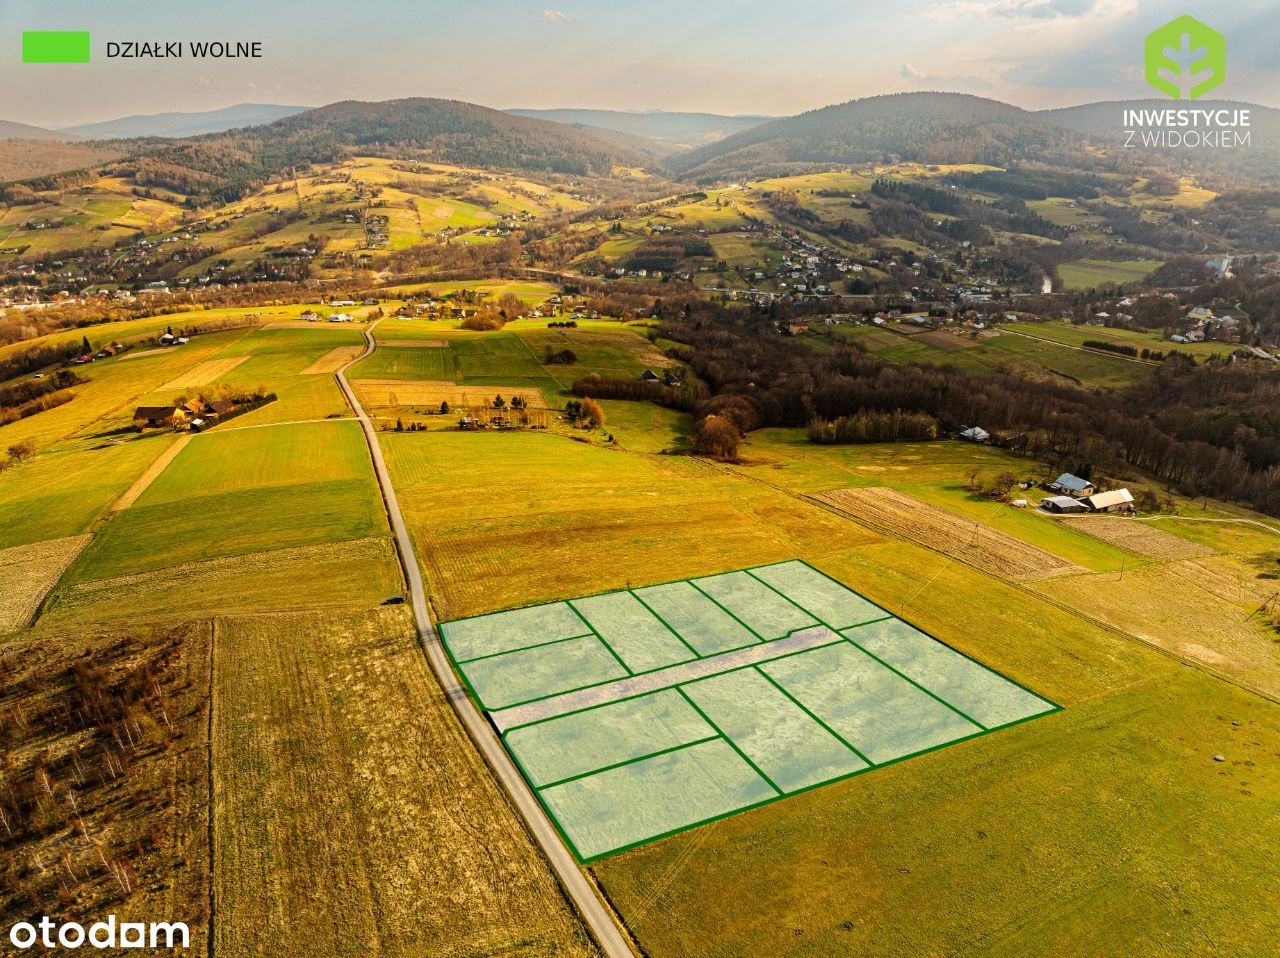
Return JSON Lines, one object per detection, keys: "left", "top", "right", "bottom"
{"left": 1050, "top": 473, "right": 1095, "bottom": 497}
{"left": 959, "top": 426, "right": 990, "bottom": 443}
{"left": 640, "top": 370, "right": 661, "bottom": 382}
{"left": 133, "top": 405, "right": 184, "bottom": 429}
{"left": 1081, "top": 489, "right": 1135, "bottom": 513}
{"left": 1042, "top": 496, "right": 1089, "bottom": 514}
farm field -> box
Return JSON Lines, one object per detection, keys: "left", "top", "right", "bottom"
{"left": 213, "top": 608, "right": 597, "bottom": 957}
{"left": 1015, "top": 321, "right": 1234, "bottom": 360}
{"left": 833, "top": 323, "right": 1150, "bottom": 388}
{"left": 0, "top": 534, "right": 89, "bottom": 632}
{"left": 814, "top": 486, "right": 1085, "bottom": 580}
{"left": 1057, "top": 258, "right": 1163, "bottom": 290}
{"left": 0, "top": 433, "right": 176, "bottom": 547}
{"left": 1061, "top": 515, "right": 1216, "bottom": 559}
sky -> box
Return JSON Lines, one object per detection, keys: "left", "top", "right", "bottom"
{"left": 2, "top": 0, "right": 1277, "bottom": 127}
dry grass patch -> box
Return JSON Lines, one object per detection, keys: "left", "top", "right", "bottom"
{"left": 161, "top": 355, "right": 249, "bottom": 389}
{"left": 1062, "top": 516, "right": 1215, "bottom": 559}
{"left": 355, "top": 379, "right": 549, "bottom": 409}
{"left": 119, "top": 347, "right": 170, "bottom": 360}
{"left": 213, "top": 608, "right": 597, "bottom": 957}
{"left": 417, "top": 497, "right": 882, "bottom": 621}
{"left": 917, "top": 330, "right": 975, "bottom": 351}
{"left": 43, "top": 537, "right": 403, "bottom": 629}
{"left": 112, "top": 435, "right": 191, "bottom": 510}
{"left": 1030, "top": 555, "right": 1280, "bottom": 695}
{"left": 815, "top": 486, "right": 1084, "bottom": 580}
{"left": 0, "top": 534, "right": 90, "bottom": 631}
{"left": 301, "top": 345, "right": 365, "bottom": 375}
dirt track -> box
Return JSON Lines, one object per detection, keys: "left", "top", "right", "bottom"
{"left": 816, "top": 487, "right": 1084, "bottom": 581}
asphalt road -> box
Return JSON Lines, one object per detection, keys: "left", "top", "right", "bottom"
{"left": 336, "top": 322, "right": 634, "bottom": 958}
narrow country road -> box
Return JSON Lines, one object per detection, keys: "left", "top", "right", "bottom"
{"left": 336, "top": 322, "right": 635, "bottom": 958}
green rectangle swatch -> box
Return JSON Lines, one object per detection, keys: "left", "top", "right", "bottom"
{"left": 23, "top": 31, "right": 91, "bottom": 63}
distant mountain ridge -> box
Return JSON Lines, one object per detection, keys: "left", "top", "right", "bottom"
{"left": 507, "top": 108, "right": 773, "bottom": 153}
{"left": 665, "top": 92, "right": 1084, "bottom": 182}
{"left": 57, "top": 103, "right": 309, "bottom": 140}
{"left": 0, "top": 119, "right": 79, "bottom": 142}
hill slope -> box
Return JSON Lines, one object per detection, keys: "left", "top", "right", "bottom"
{"left": 508, "top": 109, "right": 772, "bottom": 152}
{"left": 59, "top": 103, "right": 309, "bottom": 139}
{"left": 113, "top": 98, "right": 651, "bottom": 203}
{"left": 666, "top": 92, "right": 1082, "bottom": 182}
{"left": 0, "top": 119, "right": 79, "bottom": 142}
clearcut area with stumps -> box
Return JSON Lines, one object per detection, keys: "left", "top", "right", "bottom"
{"left": 439, "top": 560, "right": 1058, "bottom": 861}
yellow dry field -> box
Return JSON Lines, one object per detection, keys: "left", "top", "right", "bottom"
{"left": 161, "top": 355, "right": 249, "bottom": 389}
{"left": 815, "top": 486, "right": 1085, "bottom": 580}
{"left": 119, "top": 347, "right": 170, "bottom": 360}
{"left": 432, "top": 204, "right": 454, "bottom": 219}
{"left": 1062, "top": 516, "right": 1216, "bottom": 559}
{"left": 0, "top": 534, "right": 90, "bottom": 631}
{"left": 44, "top": 538, "right": 404, "bottom": 629}
{"left": 112, "top": 435, "right": 191, "bottom": 510}
{"left": 212, "top": 608, "right": 597, "bottom": 957}
{"left": 418, "top": 495, "right": 882, "bottom": 621}
{"left": 382, "top": 340, "right": 449, "bottom": 348}
{"left": 916, "top": 330, "right": 975, "bottom": 351}
{"left": 1029, "top": 555, "right": 1280, "bottom": 696}
{"left": 301, "top": 345, "right": 365, "bottom": 375}
{"left": 263, "top": 322, "right": 342, "bottom": 330}
{"left": 355, "top": 379, "right": 549, "bottom": 409}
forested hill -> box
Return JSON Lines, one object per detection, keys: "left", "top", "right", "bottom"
{"left": 666, "top": 92, "right": 1084, "bottom": 182}
{"left": 106, "top": 98, "right": 649, "bottom": 204}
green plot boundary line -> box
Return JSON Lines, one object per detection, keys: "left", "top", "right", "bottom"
{"left": 455, "top": 631, "right": 594, "bottom": 665}
{"left": 627, "top": 588, "right": 702, "bottom": 661}
{"left": 565, "top": 599, "right": 635, "bottom": 676}
{"left": 674, "top": 686, "right": 783, "bottom": 796}
{"left": 780, "top": 558, "right": 1061, "bottom": 713}
{"left": 438, "top": 558, "right": 1062, "bottom": 862}
{"left": 742, "top": 567, "right": 988, "bottom": 731}
{"left": 749, "top": 664, "right": 873, "bottom": 768}
{"left": 532, "top": 733, "right": 722, "bottom": 790}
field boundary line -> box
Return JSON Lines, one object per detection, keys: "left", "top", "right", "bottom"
{"left": 674, "top": 687, "right": 783, "bottom": 795}
{"left": 748, "top": 665, "right": 874, "bottom": 767}
{"left": 534, "top": 734, "right": 723, "bottom": 791}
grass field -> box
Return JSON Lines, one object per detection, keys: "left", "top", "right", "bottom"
{"left": 1016, "top": 321, "right": 1233, "bottom": 361}
{"left": 590, "top": 537, "right": 1280, "bottom": 958}
{"left": 834, "top": 323, "right": 1151, "bottom": 388}
{"left": 0, "top": 434, "right": 176, "bottom": 548}
{"left": 1058, "top": 258, "right": 1163, "bottom": 290}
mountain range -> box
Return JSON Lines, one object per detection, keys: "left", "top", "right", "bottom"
{"left": 3, "top": 92, "right": 1278, "bottom": 195}
{"left": 54, "top": 103, "right": 308, "bottom": 140}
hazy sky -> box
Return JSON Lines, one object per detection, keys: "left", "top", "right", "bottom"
{"left": 2, "top": 0, "right": 1276, "bottom": 127}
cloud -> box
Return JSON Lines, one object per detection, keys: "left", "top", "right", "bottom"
{"left": 924, "top": 0, "right": 1123, "bottom": 22}
{"left": 543, "top": 9, "right": 572, "bottom": 25}
{"left": 900, "top": 63, "right": 926, "bottom": 80}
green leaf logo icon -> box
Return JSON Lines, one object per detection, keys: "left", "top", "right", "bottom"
{"left": 1145, "top": 16, "right": 1226, "bottom": 100}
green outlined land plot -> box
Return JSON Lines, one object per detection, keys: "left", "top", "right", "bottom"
{"left": 438, "top": 560, "right": 1059, "bottom": 861}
